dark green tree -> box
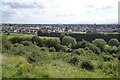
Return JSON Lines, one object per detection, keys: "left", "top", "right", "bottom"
{"left": 108, "top": 38, "right": 119, "bottom": 47}
{"left": 92, "top": 39, "right": 106, "bottom": 50}
{"left": 62, "top": 36, "right": 77, "bottom": 48}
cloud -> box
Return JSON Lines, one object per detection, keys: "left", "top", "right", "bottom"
{"left": 2, "top": 0, "right": 45, "bottom": 9}
{"left": 1, "top": 0, "right": 119, "bottom": 24}
{"left": 1, "top": 6, "right": 16, "bottom": 18}
{"left": 97, "top": 5, "right": 113, "bottom": 10}
{"left": 85, "top": 5, "right": 94, "bottom": 8}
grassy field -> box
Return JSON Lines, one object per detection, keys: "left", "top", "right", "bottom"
{"left": 2, "top": 32, "right": 119, "bottom": 78}
{"left": 7, "top": 33, "right": 59, "bottom": 40}
{"left": 2, "top": 54, "right": 116, "bottom": 78}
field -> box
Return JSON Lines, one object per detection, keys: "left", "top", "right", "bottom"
{"left": 7, "top": 33, "right": 59, "bottom": 40}
{"left": 1, "top": 32, "right": 120, "bottom": 78}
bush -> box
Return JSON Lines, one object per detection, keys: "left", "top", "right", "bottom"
{"left": 74, "top": 40, "right": 101, "bottom": 54}
{"left": 21, "top": 41, "right": 33, "bottom": 46}
{"left": 108, "top": 38, "right": 119, "bottom": 47}
{"left": 2, "top": 35, "right": 12, "bottom": 50}
{"left": 10, "top": 37, "right": 31, "bottom": 44}
{"left": 40, "top": 47, "right": 49, "bottom": 51}
{"left": 13, "top": 43, "right": 24, "bottom": 47}
{"left": 44, "top": 39, "right": 60, "bottom": 47}
{"left": 49, "top": 47, "right": 56, "bottom": 52}
{"left": 73, "top": 48, "right": 93, "bottom": 56}
{"left": 81, "top": 61, "right": 95, "bottom": 71}
{"left": 31, "top": 36, "right": 40, "bottom": 44}
{"left": 118, "top": 54, "right": 120, "bottom": 60}
{"left": 9, "top": 43, "right": 25, "bottom": 55}
{"left": 68, "top": 56, "right": 80, "bottom": 65}
{"left": 62, "top": 36, "right": 77, "bottom": 48}
{"left": 59, "top": 45, "right": 68, "bottom": 52}
{"left": 103, "top": 55, "right": 114, "bottom": 61}
{"left": 10, "top": 37, "right": 23, "bottom": 44}
{"left": 92, "top": 39, "right": 106, "bottom": 50}
{"left": 59, "top": 32, "right": 65, "bottom": 43}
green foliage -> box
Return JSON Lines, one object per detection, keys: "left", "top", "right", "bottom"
{"left": 81, "top": 61, "right": 95, "bottom": 71}
{"left": 62, "top": 36, "right": 77, "bottom": 48}
{"left": 59, "top": 32, "right": 65, "bottom": 43}
{"left": 102, "top": 55, "right": 114, "bottom": 61}
{"left": 21, "top": 41, "right": 33, "bottom": 46}
{"left": 2, "top": 55, "right": 52, "bottom": 78}
{"left": 2, "top": 35, "right": 12, "bottom": 50}
{"left": 92, "top": 39, "right": 106, "bottom": 50}
{"left": 68, "top": 55, "right": 80, "bottom": 65}
{"left": 104, "top": 45, "right": 112, "bottom": 53}
{"left": 49, "top": 47, "right": 56, "bottom": 52}
{"left": 108, "top": 38, "right": 119, "bottom": 47}
{"left": 59, "top": 45, "right": 68, "bottom": 52}
{"left": 10, "top": 37, "right": 23, "bottom": 44}
{"left": 10, "top": 36, "right": 31, "bottom": 44}
{"left": 31, "top": 36, "right": 40, "bottom": 44}
{"left": 40, "top": 47, "right": 49, "bottom": 51}
{"left": 44, "top": 39, "right": 62, "bottom": 51}
{"left": 75, "top": 40, "right": 101, "bottom": 54}
{"left": 2, "top": 32, "right": 119, "bottom": 78}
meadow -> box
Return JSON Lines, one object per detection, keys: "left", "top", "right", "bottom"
{"left": 1, "top": 31, "right": 120, "bottom": 78}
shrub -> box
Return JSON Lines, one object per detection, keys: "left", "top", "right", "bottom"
{"left": 40, "top": 47, "right": 49, "bottom": 51}
{"left": 74, "top": 40, "right": 101, "bottom": 54}
{"left": 13, "top": 43, "right": 24, "bottom": 47}
{"left": 81, "top": 61, "right": 95, "bottom": 71}
{"left": 2, "top": 35, "right": 12, "bottom": 50}
{"left": 31, "top": 36, "right": 40, "bottom": 44}
{"left": 92, "top": 39, "right": 106, "bottom": 50}
{"left": 74, "top": 40, "right": 88, "bottom": 49}
{"left": 62, "top": 36, "right": 77, "bottom": 48}
{"left": 49, "top": 47, "right": 56, "bottom": 52}
{"left": 73, "top": 49, "right": 85, "bottom": 55}
{"left": 9, "top": 43, "right": 25, "bottom": 55}
{"left": 111, "top": 46, "right": 118, "bottom": 54}
{"left": 73, "top": 48, "right": 92, "bottom": 56}
{"left": 103, "top": 55, "right": 114, "bottom": 61}
{"left": 118, "top": 54, "right": 120, "bottom": 60}
{"left": 21, "top": 41, "right": 33, "bottom": 46}
{"left": 68, "top": 56, "right": 80, "bottom": 65}
{"left": 59, "top": 32, "right": 65, "bottom": 43}
{"left": 45, "top": 39, "right": 60, "bottom": 47}
{"left": 108, "top": 38, "right": 119, "bottom": 47}
{"left": 59, "top": 45, "right": 68, "bottom": 52}
{"left": 10, "top": 37, "right": 24, "bottom": 44}
{"left": 6, "top": 32, "right": 10, "bottom": 35}
{"left": 104, "top": 45, "right": 112, "bottom": 53}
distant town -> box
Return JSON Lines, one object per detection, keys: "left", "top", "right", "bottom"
{"left": 1, "top": 24, "right": 120, "bottom": 34}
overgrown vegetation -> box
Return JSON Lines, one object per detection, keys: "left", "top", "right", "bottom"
{"left": 1, "top": 32, "right": 120, "bottom": 78}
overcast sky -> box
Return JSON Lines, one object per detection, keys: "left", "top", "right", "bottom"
{"left": 0, "top": 0, "right": 119, "bottom": 24}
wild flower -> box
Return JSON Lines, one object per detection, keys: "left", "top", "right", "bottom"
{"left": 35, "top": 66, "right": 39, "bottom": 69}
{"left": 19, "top": 63, "right": 25, "bottom": 68}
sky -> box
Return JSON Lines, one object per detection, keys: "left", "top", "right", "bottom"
{"left": 0, "top": 0, "right": 119, "bottom": 24}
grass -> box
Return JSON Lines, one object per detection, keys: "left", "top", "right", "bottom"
{"left": 2, "top": 32, "right": 119, "bottom": 78}
{"left": 7, "top": 32, "right": 59, "bottom": 40}
{"left": 2, "top": 54, "right": 117, "bottom": 78}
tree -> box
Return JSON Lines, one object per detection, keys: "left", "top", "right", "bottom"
{"left": 108, "top": 38, "right": 119, "bottom": 47}
{"left": 92, "top": 39, "right": 106, "bottom": 50}
{"left": 59, "top": 32, "right": 65, "bottom": 43}
{"left": 74, "top": 40, "right": 101, "bottom": 54}
{"left": 62, "top": 36, "right": 77, "bottom": 48}
{"left": 10, "top": 37, "right": 24, "bottom": 44}
{"left": 31, "top": 36, "right": 40, "bottom": 44}
{"left": 81, "top": 61, "right": 95, "bottom": 71}
{"left": 2, "top": 35, "right": 12, "bottom": 50}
